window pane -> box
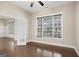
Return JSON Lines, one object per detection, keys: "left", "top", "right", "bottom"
{"left": 37, "top": 14, "right": 62, "bottom": 38}
{"left": 9, "top": 22, "right": 14, "bottom": 34}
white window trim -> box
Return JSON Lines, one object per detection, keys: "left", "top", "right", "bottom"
{"left": 36, "top": 12, "right": 64, "bottom": 39}
{"left": 8, "top": 19, "right": 15, "bottom": 34}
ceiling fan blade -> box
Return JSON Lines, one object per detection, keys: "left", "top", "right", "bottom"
{"left": 38, "top": 1, "right": 44, "bottom": 6}
{"left": 30, "top": 2, "right": 34, "bottom": 7}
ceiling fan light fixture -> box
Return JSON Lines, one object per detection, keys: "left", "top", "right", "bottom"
{"left": 30, "top": 1, "right": 35, "bottom": 7}
{"left": 38, "top": 1, "right": 44, "bottom": 6}
{"left": 30, "top": 1, "right": 44, "bottom": 7}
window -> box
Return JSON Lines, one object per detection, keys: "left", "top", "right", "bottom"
{"left": 37, "top": 14, "right": 63, "bottom": 38}
{"left": 9, "top": 21, "right": 15, "bottom": 34}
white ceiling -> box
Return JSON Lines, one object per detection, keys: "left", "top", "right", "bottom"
{"left": 1, "top": 1, "right": 74, "bottom": 13}
{"left": 10, "top": 1, "right": 73, "bottom": 13}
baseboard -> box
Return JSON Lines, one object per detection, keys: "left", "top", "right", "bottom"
{"left": 74, "top": 47, "right": 79, "bottom": 56}
{"left": 17, "top": 43, "right": 26, "bottom": 45}
{"left": 27, "top": 40, "right": 75, "bottom": 49}
{"left": 27, "top": 40, "right": 79, "bottom": 56}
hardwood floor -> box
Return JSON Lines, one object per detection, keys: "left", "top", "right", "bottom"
{"left": 0, "top": 37, "right": 16, "bottom": 57}
{"left": 14, "top": 42, "right": 78, "bottom": 57}
{"left": 0, "top": 37, "right": 78, "bottom": 57}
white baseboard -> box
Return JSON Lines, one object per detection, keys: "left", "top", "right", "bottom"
{"left": 27, "top": 40, "right": 74, "bottom": 49}
{"left": 74, "top": 47, "right": 79, "bottom": 56}
{"left": 17, "top": 42, "right": 26, "bottom": 45}
{"left": 27, "top": 40, "right": 79, "bottom": 56}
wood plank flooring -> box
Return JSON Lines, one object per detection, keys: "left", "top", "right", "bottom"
{"left": 14, "top": 42, "right": 78, "bottom": 57}
{"left": 0, "top": 37, "right": 78, "bottom": 57}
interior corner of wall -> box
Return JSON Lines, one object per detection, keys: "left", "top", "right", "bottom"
{"left": 74, "top": 47, "right": 79, "bottom": 56}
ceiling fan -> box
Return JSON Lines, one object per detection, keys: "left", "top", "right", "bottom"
{"left": 30, "top": 1, "right": 44, "bottom": 7}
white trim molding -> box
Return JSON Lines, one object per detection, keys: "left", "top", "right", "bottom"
{"left": 74, "top": 47, "right": 79, "bottom": 56}
{"left": 27, "top": 40, "right": 79, "bottom": 56}
{"left": 36, "top": 13, "right": 64, "bottom": 39}
{"left": 27, "top": 40, "right": 75, "bottom": 49}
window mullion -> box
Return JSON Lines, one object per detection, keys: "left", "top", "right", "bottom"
{"left": 37, "top": 14, "right": 62, "bottom": 38}
{"left": 52, "top": 16, "right": 54, "bottom": 38}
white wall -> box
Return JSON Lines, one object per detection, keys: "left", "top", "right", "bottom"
{"left": 76, "top": 2, "right": 79, "bottom": 55}
{"left": 29, "top": 2, "right": 76, "bottom": 48}
{"left": 0, "top": 2, "right": 31, "bottom": 45}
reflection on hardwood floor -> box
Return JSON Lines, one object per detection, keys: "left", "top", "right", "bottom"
{"left": 14, "top": 42, "right": 78, "bottom": 57}
{"left": 0, "top": 37, "right": 78, "bottom": 57}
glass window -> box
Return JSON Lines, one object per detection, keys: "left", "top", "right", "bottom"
{"left": 37, "top": 14, "right": 62, "bottom": 38}
{"left": 9, "top": 22, "right": 14, "bottom": 34}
